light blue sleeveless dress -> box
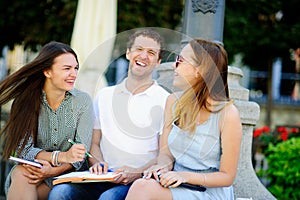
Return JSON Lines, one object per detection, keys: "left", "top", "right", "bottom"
{"left": 168, "top": 107, "right": 234, "bottom": 200}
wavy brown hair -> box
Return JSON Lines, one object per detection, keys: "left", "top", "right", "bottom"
{"left": 0, "top": 42, "right": 78, "bottom": 159}
{"left": 173, "top": 39, "right": 230, "bottom": 133}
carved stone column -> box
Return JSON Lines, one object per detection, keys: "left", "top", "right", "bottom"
{"left": 181, "top": 0, "right": 225, "bottom": 45}
{"left": 228, "top": 66, "right": 276, "bottom": 199}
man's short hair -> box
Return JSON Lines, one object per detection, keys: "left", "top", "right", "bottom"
{"left": 127, "top": 28, "right": 165, "bottom": 60}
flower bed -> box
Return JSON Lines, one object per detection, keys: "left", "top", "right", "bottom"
{"left": 253, "top": 125, "right": 300, "bottom": 154}
{"left": 252, "top": 124, "right": 300, "bottom": 198}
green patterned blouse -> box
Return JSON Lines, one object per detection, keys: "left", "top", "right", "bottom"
{"left": 18, "top": 88, "right": 94, "bottom": 170}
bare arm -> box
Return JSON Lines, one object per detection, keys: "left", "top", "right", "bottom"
{"left": 157, "top": 94, "right": 177, "bottom": 168}
{"left": 143, "top": 94, "right": 176, "bottom": 179}
{"left": 87, "top": 129, "right": 109, "bottom": 174}
{"left": 89, "top": 129, "right": 104, "bottom": 163}
{"left": 160, "top": 104, "right": 243, "bottom": 188}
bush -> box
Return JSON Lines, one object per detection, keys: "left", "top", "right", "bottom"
{"left": 265, "top": 137, "right": 300, "bottom": 199}
{"left": 253, "top": 126, "right": 300, "bottom": 152}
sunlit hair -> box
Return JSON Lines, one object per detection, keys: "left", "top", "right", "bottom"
{"left": 172, "top": 39, "right": 230, "bottom": 133}
{"left": 127, "top": 28, "right": 165, "bottom": 60}
{"left": 0, "top": 41, "right": 78, "bottom": 159}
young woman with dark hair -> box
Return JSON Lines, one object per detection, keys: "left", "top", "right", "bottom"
{"left": 0, "top": 41, "right": 94, "bottom": 200}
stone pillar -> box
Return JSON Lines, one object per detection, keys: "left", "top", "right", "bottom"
{"left": 181, "top": 0, "right": 225, "bottom": 45}
{"left": 156, "top": 63, "right": 175, "bottom": 92}
{"left": 228, "top": 66, "right": 276, "bottom": 199}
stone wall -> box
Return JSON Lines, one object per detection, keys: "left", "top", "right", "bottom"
{"left": 256, "top": 105, "right": 300, "bottom": 129}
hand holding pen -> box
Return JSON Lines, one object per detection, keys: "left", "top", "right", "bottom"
{"left": 68, "top": 139, "right": 113, "bottom": 174}
{"left": 66, "top": 139, "right": 89, "bottom": 163}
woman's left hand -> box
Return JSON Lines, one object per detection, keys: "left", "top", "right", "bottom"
{"left": 159, "top": 171, "right": 187, "bottom": 188}
{"left": 22, "top": 159, "right": 53, "bottom": 184}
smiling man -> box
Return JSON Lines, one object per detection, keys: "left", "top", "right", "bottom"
{"left": 49, "top": 28, "right": 170, "bottom": 200}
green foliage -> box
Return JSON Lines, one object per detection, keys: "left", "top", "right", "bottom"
{"left": 252, "top": 126, "right": 300, "bottom": 155}
{"left": 224, "top": 0, "right": 300, "bottom": 70}
{"left": 1, "top": 0, "right": 299, "bottom": 73}
{"left": 0, "top": 0, "right": 78, "bottom": 51}
{"left": 265, "top": 137, "right": 300, "bottom": 199}
{"left": 0, "top": 0, "right": 183, "bottom": 52}
{"left": 117, "top": 0, "right": 183, "bottom": 33}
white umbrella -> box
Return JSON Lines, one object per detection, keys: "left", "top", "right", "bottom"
{"left": 71, "top": 0, "right": 117, "bottom": 97}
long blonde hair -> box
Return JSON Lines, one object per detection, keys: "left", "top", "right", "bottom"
{"left": 172, "top": 39, "right": 230, "bottom": 133}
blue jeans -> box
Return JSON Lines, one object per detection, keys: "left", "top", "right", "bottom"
{"left": 98, "top": 184, "right": 130, "bottom": 200}
{"left": 48, "top": 182, "right": 130, "bottom": 200}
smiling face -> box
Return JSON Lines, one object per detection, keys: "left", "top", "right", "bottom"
{"left": 173, "top": 44, "right": 199, "bottom": 90}
{"left": 43, "top": 53, "right": 79, "bottom": 93}
{"left": 126, "top": 36, "right": 161, "bottom": 80}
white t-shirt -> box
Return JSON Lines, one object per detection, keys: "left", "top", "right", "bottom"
{"left": 93, "top": 79, "right": 169, "bottom": 169}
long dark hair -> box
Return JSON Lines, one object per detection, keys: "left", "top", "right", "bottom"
{"left": 0, "top": 41, "right": 78, "bottom": 159}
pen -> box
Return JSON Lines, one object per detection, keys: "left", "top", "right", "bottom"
{"left": 67, "top": 139, "right": 93, "bottom": 158}
{"left": 68, "top": 139, "right": 113, "bottom": 172}
{"left": 99, "top": 163, "right": 113, "bottom": 172}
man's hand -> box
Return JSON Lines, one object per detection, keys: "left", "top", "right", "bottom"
{"left": 89, "top": 161, "right": 110, "bottom": 175}
{"left": 142, "top": 164, "right": 170, "bottom": 181}
{"left": 113, "top": 166, "right": 142, "bottom": 185}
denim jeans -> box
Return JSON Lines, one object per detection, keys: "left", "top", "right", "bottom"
{"left": 48, "top": 182, "right": 131, "bottom": 200}
{"left": 98, "top": 184, "right": 131, "bottom": 200}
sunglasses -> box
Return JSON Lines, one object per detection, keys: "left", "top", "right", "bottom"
{"left": 175, "top": 55, "right": 184, "bottom": 68}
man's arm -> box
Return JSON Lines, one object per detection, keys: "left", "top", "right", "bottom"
{"left": 88, "top": 129, "right": 105, "bottom": 166}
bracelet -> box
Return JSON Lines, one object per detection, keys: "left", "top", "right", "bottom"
{"left": 54, "top": 151, "right": 61, "bottom": 166}
{"left": 202, "top": 174, "right": 206, "bottom": 187}
{"left": 51, "top": 151, "right": 61, "bottom": 167}
{"left": 51, "top": 151, "right": 56, "bottom": 166}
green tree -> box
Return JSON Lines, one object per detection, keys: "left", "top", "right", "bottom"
{"left": 0, "top": 0, "right": 183, "bottom": 53}
{"left": 1, "top": 0, "right": 299, "bottom": 71}
{"left": 224, "top": 0, "right": 300, "bottom": 69}
{"left": 224, "top": 0, "right": 300, "bottom": 126}
{"left": 0, "top": 0, "right": 78, "bottom": 51}
{"left": 117, "top": 0, "right": 183, "bottom": 33}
